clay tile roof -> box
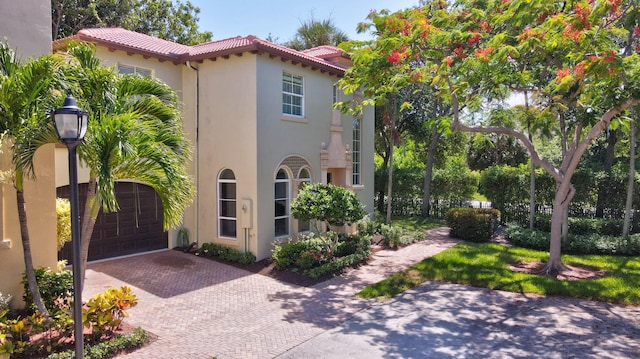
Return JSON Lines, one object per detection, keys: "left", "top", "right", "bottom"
{"left": 301, "top": 45, "right": 347, "bottom": 59}
{"left": 55, "top": 28, "right": 349, "bottom": 75}
{"left": 76, "top": 28, "right": 190, "bottom": 61}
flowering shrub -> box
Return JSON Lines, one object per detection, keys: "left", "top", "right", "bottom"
{"left": 83, "top": 286, "right": 138, "bottom": 339}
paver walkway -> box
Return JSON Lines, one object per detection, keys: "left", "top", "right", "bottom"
{"left": 84, "top": 227, "right": 459, "bottom": 358}
{"left": 84, "top": 227, "right": 640, "bottom": 358}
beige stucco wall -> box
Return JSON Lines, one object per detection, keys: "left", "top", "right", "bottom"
{"left": 1, "top": 143, "right": 58, "bottom": 306}
{"left": 192, "top": 55, "right": 259, "bottom": 253}
{"left": 0, "top": 0, "right": 57, "bottom": 306}
{"left": 0, "top": 0, "right": 52, "bottom": 58}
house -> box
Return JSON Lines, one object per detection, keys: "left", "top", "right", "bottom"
{"left": 54, "top": 28, "right": 374, "bottom": 262}
{"left": 0, "top": 0, "right": 58, "bottom": 303}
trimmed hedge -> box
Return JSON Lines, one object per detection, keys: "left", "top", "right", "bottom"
{"left": 197, "top": 242, "right": 256, "bottom": 265}
{"left": 524, "top": 215, "right": 636, "bottom": 236}
{"left": 505, "top": 223, "right": 640, "bottom": 256}
{"left": 48, "top": 327, "right": 149, "bottom": 359}
{"left": 445, "top": 208, "right": 500, "bottom": 242}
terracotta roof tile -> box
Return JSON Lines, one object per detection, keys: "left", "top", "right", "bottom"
{"left": 58, "top": 28, "right": 349, "bottom": 75}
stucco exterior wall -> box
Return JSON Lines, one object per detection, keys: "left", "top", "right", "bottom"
{"left": 193, "top": 56, "right": 259, "bottom": 253}
{"left": 0, "top": 0, "right": 57, "bottom": 306}
{"left": 0, "top": 0, "right": 51, "bottom": 58}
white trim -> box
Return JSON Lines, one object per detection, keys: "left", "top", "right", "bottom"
{"left": 352, "top": 118, "right": 362, "bottom": 185}
{"left": 282, "top": 72, "right": 304, "bottom": 117}
{"left": 81, "top": 248, "right": 169, "bottom": 264}
{"left": 274, "top": 167, "right": 291, "bottom": 238}
{"left": 0, "top": 239, "right": 11, "bottom": 249}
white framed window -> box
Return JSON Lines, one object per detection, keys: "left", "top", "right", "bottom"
{"left": 296, "top": 168, "right": 312, "bottom": 233}
{"left": 275, "top": 168, "right": 290, "bottom": 237}
{"left": 218, "top": 169, "right": 237, "bottom": 238}
{"left": 333, "top": 85, "right": 339, "bottom": 104}
{"left": 352, "top": 118, "right": 362, "bottom": 185}
{"left": 282, "top": 72, "right": 303, "bottom": 117}
{"left": 117, "top": 63, "right": 152, "bottom": 77}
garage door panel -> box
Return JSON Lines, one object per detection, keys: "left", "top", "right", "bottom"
{"left": 57, "top": 182, "right": 168, "bottom": 263}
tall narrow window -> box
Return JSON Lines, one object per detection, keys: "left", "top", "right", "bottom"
{"left": 282, "top": 72, "right": 303, "bottom": 117}
{"left": 275, "top": 169, "right": 290, "bottom": 237}
{"left": 218, "top": 169, "right": 237, "bottom": 238}
{"left": 333, "top": 85, "right": 339, "bottom": 104}
{"left": 352, "top": 118, "right": 362, "bottom": 185}
{"left": 297, "top": 168, "right": 311, "bottom": 233}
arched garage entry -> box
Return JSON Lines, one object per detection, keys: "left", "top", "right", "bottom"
{"left": 57, "top": 182, "right": 167, "bottom": 263}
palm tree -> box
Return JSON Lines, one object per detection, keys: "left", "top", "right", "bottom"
{"left": 284, "top": 16, "right": 349, "bottom": 50}
{"left": 62, "top": 43, "right": 194, "bottom": 289}
{"left": 0, "top": 42, "right": 64, "bottom": 316}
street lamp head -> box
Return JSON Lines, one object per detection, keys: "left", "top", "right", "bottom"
{"left": 53, "top": 89, "right": 89, "bottom": 143}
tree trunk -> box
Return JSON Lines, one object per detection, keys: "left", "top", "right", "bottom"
{"left": 79, "top": 178, "right": 98, "bottom": 293}
{"left": 16, "top": 187, "right": 49, "bottom": 317}
{"left": 529, "top": 160, "right": 536, "bottom": 229}
{"left": 377, "top": 154, "right": 389, "bottom": 214}
{"left": 385, "top": 96, "right": 397, "bottom": 225}
{"left": 596, "top": 129, "right": 618, "bottom": 217}
{"left": 623, "top": 121, "right": 636, "bottom": 237}
{"left": 422, "top": 130, "right": 442, "bottom": 217}
{"left": 546, "top": 181, "right": 574, "bottom": 275}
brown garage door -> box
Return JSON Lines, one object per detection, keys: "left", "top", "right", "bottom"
{"left": 57, "top": 182, "right": 168, "bottom": 263}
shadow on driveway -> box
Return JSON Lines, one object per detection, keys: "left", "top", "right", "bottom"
{"left": 86, "top": 250, "right": 254, "bottom": 298}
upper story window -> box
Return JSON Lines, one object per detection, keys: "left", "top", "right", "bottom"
{"left": 333, "top": 85, "right": 339, "bottom": 105}
{"left": 282, "top": 72, "right": 303, "bottom": 117}
{"left": 352, "top": 118, "right": 362, "bottom": 186}
{"left": 117, "top": 64, "right": 152, "bottom": 77}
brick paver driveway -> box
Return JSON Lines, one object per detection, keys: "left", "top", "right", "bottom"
{"left": 84, "top": 228, "right": 459, "bottom": 359}
{"left": 84, "top": 227, "right": 640, "bottom": 358}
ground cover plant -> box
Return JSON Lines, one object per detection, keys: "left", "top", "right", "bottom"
{"left": 1, "top": 266, "right": 147, "bottom": 358}
{"left": 358, "top": 242, "right": 640, "bottom": 305}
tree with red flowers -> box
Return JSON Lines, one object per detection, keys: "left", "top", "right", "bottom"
{"left": 339, "top": 0, "right": 640, "bottom": 275}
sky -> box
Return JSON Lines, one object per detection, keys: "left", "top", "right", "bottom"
{"left": 188, "top": 0, "right": 420, "bottom": 43}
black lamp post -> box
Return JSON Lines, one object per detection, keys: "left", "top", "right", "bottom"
{"left": 52, "top": 90, "right": 89, "bottom": 359}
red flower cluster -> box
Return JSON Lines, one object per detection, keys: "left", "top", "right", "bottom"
{"left": 467, "top": 32, "right": 481, "bottom": 45}
{"left": 555, "top": 68, "right": 571, "bottom": 83}
{"left": 387, "top": 51, "right": 402, "bottom": 64}
{"left": 475, "top": 46, "right": 494, "bottom": 61}
{"left": 444, "top": 56, "right": 454, "bottom": 67}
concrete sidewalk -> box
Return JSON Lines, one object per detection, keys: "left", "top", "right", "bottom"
{"left": 83, "top": 227, "right": 640, "bottom": 358}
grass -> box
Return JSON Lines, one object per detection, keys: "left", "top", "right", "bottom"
{"left": 358, "top": 242, "right": 640, "bottom": 305}
{"left": 390, "top": 216, "right": 445, "bottom": 232}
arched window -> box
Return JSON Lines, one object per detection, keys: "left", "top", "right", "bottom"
{"left": 275, "top": 169, "right": 290, "bottom": 237}
{"left": 218, "top": 169, "right": 236, "bottom": 238}
{"left": 297, "top": 168, "right": 311, "bottom": 232}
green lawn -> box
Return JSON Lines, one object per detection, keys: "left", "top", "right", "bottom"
{"left": 358, "top": 242, "right": 640, "bottom": 305}
{"left": 390, "top": 216, "right": 446, "bottom": 231}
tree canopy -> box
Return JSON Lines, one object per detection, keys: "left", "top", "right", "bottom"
{"left": 284, "top": 15, "right": 349, "bottom": 50}
{"left": 338, "top": 0, "right": 640, "bottom": 274}
{"left": 51, "top": 0, "right": 213, "bottom": 45}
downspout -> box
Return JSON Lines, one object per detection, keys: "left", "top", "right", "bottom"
{"left": 186, "top": 61, "right": 200, "bottom": 247}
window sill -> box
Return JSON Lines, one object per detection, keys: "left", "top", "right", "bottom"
{"left": 281, "top": 116, "right": 308, "bottom": 124}
{"left": 0, "top": 239, "right": 11, "bottom": 249}
{"left": 352, "top": 185, "right": 364, "bottom": 191}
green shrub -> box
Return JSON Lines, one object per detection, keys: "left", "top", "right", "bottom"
{"left": 357, "top": 219, "right": 382, "bottom": 237}
{"left": 47, "top": 327, "right": 149, "bottom": 359}
{"left": 290, "top": 183, "right": 366, "bottom": 230}
{"left": 56, "top": 198, "right": 71, "bottom": 251}
{"left": 22, "top": 266, "right": 73, "bottom": 314}
{"left": 305, "top": 235, "right": 372, "bottom": 279}
{"left": 197, "top": 242, "right": 256, "bottom": 265}
{"left": 446, "top": 208, "right": 500, "bottom": 242}
{"left": 84, "top": 286, "right": 138, "bottom": 339}
{"left": 506, "top": 223, "right": 640, "bottom": 256}
{"left": 272, "top": 234, "right": 332, "bottom": 270}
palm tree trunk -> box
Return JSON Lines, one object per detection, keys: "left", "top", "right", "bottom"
{"left": 422, "top": 130, "right": 441, "bottom": 217}
{"left": 623, "top": 121, "right": 636, "bottom": 237}
{"left": 79, "top": 178, "right": 98, "bottom": 293}
{"left": 17, "top": 187, "right": 49, "bottom": 317}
